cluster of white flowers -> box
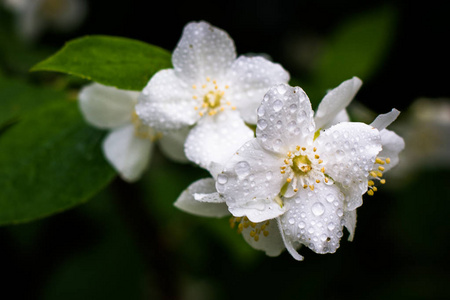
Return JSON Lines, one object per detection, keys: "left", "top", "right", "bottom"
{"left": 79, "top": 21, "right": 404, "bottom": 260}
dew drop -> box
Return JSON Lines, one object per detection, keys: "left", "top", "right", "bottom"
{"left": 217, "top": 174, "right": 228, "bottom": 184}
{"left": 289, "top": 104, "right": 297, "bottom": 113}
{"left": 235, "top": 161, "right": 250, "bottom": 178}
{"left": 326, "top": 194, "right": 335, "bottom": 203}
{"left": 327, "top": 222, "right": 336, "bottom": 231}
{"left": 273, "top": 99, "right": 283, "bottom": 112}
{"left": 276, "top": 85, "right": 287, "bottom": 94}
{"left": 266, "top": 171, "right": 273, "bottom": 180}
{"left": 288, "top": 218, "right": 295, "bottom": 225}
{"left": 257, "top": 105, "right": 265, "bottom": 117}
{"left": 311, "top": 202, "right": 325, "bottom": 216}
{"left": 257, "top": 119, "right": 268, "bottom": 130}
{"left": 298, "top": 221, "right": 306, "bottom": 229}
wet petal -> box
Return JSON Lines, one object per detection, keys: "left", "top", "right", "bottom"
{"left": 102, "top": 124, "right": 153, "bottom": 182}
{"left": 218, "top": 139, "right": 286, "bottom": 223}
{"left": 280, "top": 183, "right": 345, "bottom": 255}
{"left": 256, "top": 84, "right": 315, "bottom": 154}
{"left": 314, "top": 122, "right": 382, "bottom": 210}
{"left": 378, "top": 129, "right": 405, "bottom": 172}
{"left": 343, "top": 209, "right": 357, "bottom": 241}
{"left": 226, "top": 56, "right": 290, "bottom": 124}
{"left": 184, "top": 110, "right": 254, "bottom": 170}
{"left": 314, "top": 77, "right": 362, "bottom": 129}
{"left": 78, "top": 83, "right": 137, "bottom": 129}
{"left": 240, "top": 219, "right": 285, "bottom": 257}
{"left": 172, "top": 21, "right": 236, "bottom": 84}
{"left": 157, "top": 127, "right": 190, "bottom": 163}
{"left": 136, "top": 69, "right": 198, "bottom": 131}
{"left": 370, "top": 108, "right": 401, "bottom": 131}
{"left": 174, "top": 178, "right": 229, "bottom": 218}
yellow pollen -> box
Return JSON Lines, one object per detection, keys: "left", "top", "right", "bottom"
{"left": 321, "top": 167, "right": 325, "bottom": 173}
{"left": 315, "top": 154, "right": 320, "bottom": 159}
{"left": 286, "top": 178, "right": 292, "bottom": 183}
{"left": 199, "top": 112, "right": 204, "bottom": 116}
{"left": 386, "top": 158, "right": 391, "bottom": 164}
{"left": 318, "top": 159, "right": 323, "bottom": 164}
{"left": 263, "top": 231, "right": 269, "bottom": 237}
{"left": 368, "top": 180, "right": 375, "bottom": 186}
{"left": 284, "top": 159, "right": 289, "bottom": 164}
{"left": 192, "top": 84, "right": 197, "bottom": 89}
{"left": 324, "top": 178, "right": 329, "bottom": 183}
{"left": 213, "top": 80, "right": 217, "bottom": 84}
{"left": 316, "top": 179, "right": 320, "bottom": 183}
{"left": 280, "top": 166, "right": 286, "bottom": 170}
{"left": 378, "top": 166, "right": 385, "bottom": 171}
{"left": 370, "top": 171, "right": 378, "bottom": 177}
{"left": 376, "top": 171, "right": 383, "bottom": 177}
{"left": 303, "top": 185, "right": 308, "bottom": 189}
{"left": 231, "top": 106, "right": 237, "bottom": 110}
{"left": 193, "top": 95, "right": 198, "bottom": 99}
{"left": 254, "top": 235, "right": 260, "bottom": 242}
{"left": 296, "top": 146, "right": 301, "bottom": 151}
{"left": 225, "top": 85, "right": 229, "bottom": 89}
{"left": 376, "top": 158, "right": 385, "bottom": 165}
{"left": 280, "top": 170, "right": 285, "bottom": 174}
{"left": 310, "top": 185, "right": 315, "bottom": 191}
{"left": 313, "top": 147, "right": 317, "bottom": 152}
{"left": 202, "top": 84, "right": 206, "bottom": 89}
{"left": 250, "top": 230, "right": 256, "bottom": 237}
{"left": 287, "top": 151, "right": 292, "bottom": 157}
{"left": 215, "top": 85, "right": 218, "bottom": 90}
{"left": 220, "top": 107, "right": 225, "bottom": 112}
{"left": 367, "top": 190, "right": 374, "bottom": 196}
{"left": 226, "top": 101, "right": 231, "bottom": 106}
{"left": 194, "top": 106, "right": 198, "bottom": 110}
{"left": 372, "top": 187, "right": 378, "bottom": 192}
{"left": 302, "top": 147, "right": 306, "bottom": 151}
{"left": 206, "top": 77, "right": 210, "bottom": 82}
{"left": 294, "top": 188, "right": 298, "bottom": 192}
{"left": 380, "top": 179, "right": 386, "bottom": 184}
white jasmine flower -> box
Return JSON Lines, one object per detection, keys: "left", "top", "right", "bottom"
{"left": 2, "top": 0, "right": 87, "bottom": 42}
{"left": 215, "top": 83, "right": 403, "bottom": 260}
{"left": 136, "top": 21, "right": 290, "bottom": 170}
{"left": 79, "top": 83, "right": 188, "bottom": 182}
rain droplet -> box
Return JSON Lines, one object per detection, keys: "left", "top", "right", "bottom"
{"left": 326, "top": 194, "right": 335, "bottom": 203}
{"left": 311, "top": 202, "right": 325, "bottom": 216}
{"left": 298, "top": 221, "right": 306, "bottom": 229}
{"left": 266, "top": 171, "right": 273, "bottom": 180}
{"left": 276, "top": 85, "right": 287, "bottom": 94}
{"left": 235, "top": 161, "right": 250, "bottom": 178}
{"left": 273, "top": 99, "right": 283, "bottom": 112}
{"left": 288, "top": 218, "right": 295, "bottom": 224}
{"left": 257, "top": 119, "right": 267, "bottom": 130}
{"left": 327, "top": 222, "right": 336, "bottom": 230}
{"left": 217, "top": 174, "right": 228, "bottom": 184}
{"left": 289, "top": 104, "right": 297, "bottom": 113}
{"left": 257, "top": 105, "right": 265, "bottom": 117}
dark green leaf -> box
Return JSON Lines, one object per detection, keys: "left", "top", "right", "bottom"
{"left": 31, "top": 35, "right": 172, "bottom": 91}
{"left": 0, "top": 100, "right": 116, "bottom": 225}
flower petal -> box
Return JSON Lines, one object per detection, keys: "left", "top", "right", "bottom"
{"left": 226, "top": 55, "right": 290, "bottom": 124}
{"left": 174, "top": 178, "right": 229, "bottom": 218}
{"left": 314, "top": 77, "right": 362, "bottom": 130}
{"left": 240, "top": 219, "right": 285, "bottom": 257}
{"left": 184, "top": 110, "right": 254, "bottom": 170}
{"left": 78, "top": 83, "right": 137, "bottom": 129}
{"left": 136, "top": 69, "right": 198, "bottom": 131}
{"left": 102, "top": 124, "right": 153, "bottom": 182}
{"left": 370, "top": 108, "right": 401, "bottom": 131}
{"left": 172, "top": 21, "right": 236, "bottom": 84}
{"left": 378, "top": 129, "right": 405, "bottom": 172}
{"left": 280, "top": 183, "right": 345, "bottom": 255}
{"left": 278, "top": 218, "right": 304, "bottom": 261}
{"left": 256, "top": 84, "right": 315, "bottom": 154}
{"left": 157, "top": 127, "right": 190, "bottom": 163}
{"left": 217, "top": 139, "right": 286, "bottom": 223}
{"left": 343, "top": 209, "right": 357, "bottom": 241}
{"left": 314, "top": 122, "right": 382, "bottom": 210}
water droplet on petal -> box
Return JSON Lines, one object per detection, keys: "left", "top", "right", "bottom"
{"left": 273, "top": 99, "right": 283, "bottom": 112}
{"left": 276, "top": 85, "right": 287, "bottom": 94}
{"left": 327, "top": 222, "right": 336, "bottom": 230}
{"left": 311, "top": 202, "right": 325, "bottom": 216}
{"left": 217, "top": 174, "right": 228, "bottom": 184}
{"left": 326, "top": 194, "right": 335, "bottom": 203}
{"left": 257, "top": 119, "right": 268, "bottom": 130}
{"left": 298, "top": 221, "right": 306, "bottom": 229}
{"left": 266, "top": 171, "right": 273, "bottom": 180}
{"left": 257, "top": 105, "right": 265, "bottom": 117}
{"left": 235, "top": 161, "right": 250, "bottom": 178}
{"left": 288, "top": 218, "right": 295, "bottom": 224}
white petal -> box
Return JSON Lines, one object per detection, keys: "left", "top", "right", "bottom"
{"left": 157, "top": 127, "right": 190, "bottom": 163}
{"left": 78, "top": 83, "right": 137, "bottom": 129}
{"left": 256, "top": 84, "right": 315, "bottom": 154}
{"left": 370, "top": 108, "right": 401, "bottom": 131}
{"left": 280, "top": 183, "right": 345, "bottom": 254}
{"left": 343, "top": 209, "right": 357, "bottom": 241}
{"left": 226, "top": 56, "right": 290, "bottom": 124}
{"left": 314, "top": 122, "right": 382, "bottom": 210}
{"left": 278, "top": 217, "right": 304, "bottom": 261}
{"left": 172, "top": 21, "right": 236, "bottom": 84}
{"left": 314, "top": 77, "right": 362, "bottom": 129}
{"left": 240, "top": 219, "right": 285, "bottom": 257}
{"left": 184, "top": 110, "right": 254, "bottom": 170}
{"left": 327, "top": 109, "right": 350, "bottom": 127}
{"left": 174, "top": 178, "right": 229, "bottom": 218}
{"left": 378, "top": 129, "right": 405, "bottom": 172}
{"left": 136, "top": 69, "right": 198, "bottom": 132}
{"left": 218, "top": 139, "right": 286, "bottom": 223}
{"left": 102, "top": 124, "right": 153, "bottom": 182}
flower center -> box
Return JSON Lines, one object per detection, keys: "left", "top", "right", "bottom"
{"left": 192, "top": 77, "right": 235, "bottom": 117}
{"left": 280, "top": 145, "right": 331, "bottom": 194}
{"left": 131, "top": 110, "right": 161, "bottom": 141}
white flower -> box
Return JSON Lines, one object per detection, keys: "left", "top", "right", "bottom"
{"left": 136, "top": 21, "right": 290, "bottom": 170}
{"left": 79, "top": 83, "right": 188, "bottom": 182}
{"left": 3, "top": 0, "right": 87, "bottom": 42}
{"left": 214, "top": 83, "right": 403, "bottom": 260}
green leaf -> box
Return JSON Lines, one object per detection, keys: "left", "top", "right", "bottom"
{"left": 31, "top": 35, "right": 172, "bottom": 91}
{"left": 308, "top": 5, "right": 396, "bottom": 102}
{"left": 0, "top": 76, "right": 66, "bottom": 129}
{"left": 0, "top": 100, "right": 116, "bottom": 225}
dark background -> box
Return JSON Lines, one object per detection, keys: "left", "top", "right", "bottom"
{"left": 1, "top": 0, "right": 449, "bottom": 299}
